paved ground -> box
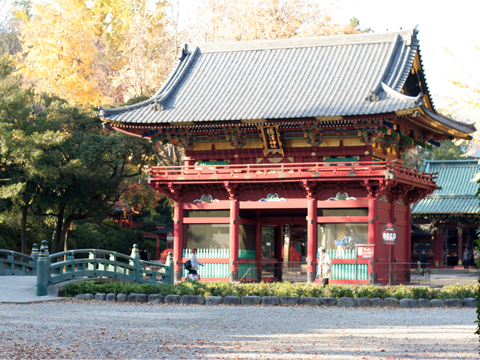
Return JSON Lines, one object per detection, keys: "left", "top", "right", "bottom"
{"left": 0, "top": 276, "right": 63, "bottom": 303}
{"left": 0, "top": 301, "right": 477, "bottom": 359}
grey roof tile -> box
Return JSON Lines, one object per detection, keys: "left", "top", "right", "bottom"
{"left": 99, "top": 30, "right": 472, "bottom": 134}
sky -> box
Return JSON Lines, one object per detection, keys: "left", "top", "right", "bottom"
{"left": 331, "top": 0, "right": 480, "bottom": 114}
{"left": 174, "top": 0, "right": 479, "bottom": 119}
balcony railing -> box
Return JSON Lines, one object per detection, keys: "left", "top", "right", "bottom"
{"left": 149, "top": 161, "right": 436, "bottom": 185}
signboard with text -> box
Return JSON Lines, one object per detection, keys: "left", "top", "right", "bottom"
{"left": 259, "top": 125, "right": 284, "bottom": 157}
{"left": 356, "top": 245, "right": 374, "bottom": 260}
{"left": 382, "top": 223, "right": 397, "bottom": 246}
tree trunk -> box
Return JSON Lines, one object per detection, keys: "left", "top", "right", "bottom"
{"left": 51, "top": 205, "right": 65, "bottom": 254}
{"left": 20, "top": 205, "right": 28, "bottom": 254}
{"left": 58, "top": 216, "right": 74, "bottom": 253}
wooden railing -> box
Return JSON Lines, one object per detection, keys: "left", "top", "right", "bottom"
{"left": 0, "top": 248, "right": 36, "bottom": 276}
{"left": 149, "top": 161, "right": 436, "bottom": 184}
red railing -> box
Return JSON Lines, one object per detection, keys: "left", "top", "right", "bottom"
{"left": 149, "top": 161, "right": 436, "bottom": 185}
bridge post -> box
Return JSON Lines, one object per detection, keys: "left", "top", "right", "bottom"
{"left": 31, "top": 243, "right": 39, "bottom": 263}
{"left": 31, "top": 243, "right": 39, "bottom": 275}
{"left": 132, "top": 244, "right": 142, "bottom": 283}
{"left": 166, "top": 252, "right": 174, "bottom": 285}
{"left": 36, "top": 248, "right": 50, "bottom": 296}
{"left": 66, "top": 251, "right": 75, "bottom": 276}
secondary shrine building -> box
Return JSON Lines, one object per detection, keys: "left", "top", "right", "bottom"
{"left": 100, "top": 30, "right": 475, "bottom": 283}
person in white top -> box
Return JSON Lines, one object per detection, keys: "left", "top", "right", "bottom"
{"left": 317, "top": 247, "right": 332, "bottom": 286}
{"left": 187, "top": 248, "right": 204, "bottom": 280}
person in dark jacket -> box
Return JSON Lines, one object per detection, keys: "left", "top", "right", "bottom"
{"left": 140, "top": 248, "right": 149, "bottom": 261}
{"left": 463, "top": 249, "right": 471, "bottom": 269}
{"left": 418, "top": 250, "right": 427, "bottom": 276}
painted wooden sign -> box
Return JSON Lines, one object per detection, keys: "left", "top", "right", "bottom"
{"left": 259, "top": 125, "right": 284, "bottom": 157}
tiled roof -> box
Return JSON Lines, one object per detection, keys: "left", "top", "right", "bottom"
{"left": 421, "top": 107, "right": 475, "bottom": 134}
{"left": 412, "top": 160, "right": 479, "bottom": 215}
{"left": 412, "top": 196, "right": 478, "bottom": 215}
{"left": 100, "top": 29, "right": 442, "bottom": 125}
{"left": 424, "top": 160, "right": 478, "bottom": 195}
{"left": 154, "top": 225, "right": 174, "bottom": 235}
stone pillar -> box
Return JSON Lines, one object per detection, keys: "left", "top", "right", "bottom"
{"left": 229, "top": 198, "right": 239, "bottom": 281}
{"left": 173, "top": 200, "right": 183, "bottom": 282}
{"left": 306, "top": 198, "right": 317, "bottom": 283}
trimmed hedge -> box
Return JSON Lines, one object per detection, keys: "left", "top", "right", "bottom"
{"left": 62, "top": 281, "right": 478, "bottom": 301}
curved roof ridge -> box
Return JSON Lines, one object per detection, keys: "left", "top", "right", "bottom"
{"left": 381, "top": 82, "right": 424, "bottom": 104}
{"left": 423, "top": 159, "right": 479, "bottom": 164}
{"left": 421, "top": 106, "right": 476, "bottom": 133}
{"left": 99, "top": 47, "right": 199, "bottom": 116}
{"left": 191, "top": 29, "right": 416, "bottom": 53}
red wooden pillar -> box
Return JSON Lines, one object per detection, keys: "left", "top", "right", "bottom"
{"left": 173, "top": 200, "right": 183, "bottom": 282}
{"left": 405, "top": 204, "right": 411, "bottom": 262}
{"left": 275, "top": 225, "right": 283, "bottom": 281}
{"left": 156, "top": 235, "right": 160, "bottom": 260}
{"left": 458, "top": 228, "right": 463, "bottom": 265}
{"left": 306, "top": 198, "right": 317, "bottom": 283}
{"left": 368, "top": 198, "right": 378, "bottom": 283}
{"left": 255, "top": 220, "right": 262, "bottom": 282}
{"left": 229, "top": 199, "right": 239, "bottom": 281}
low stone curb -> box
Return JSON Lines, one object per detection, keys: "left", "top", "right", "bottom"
{"left": 261, "top": 296, "right": 279, "bottom": 306}
{"left": 206, "top": 296, "right": 223, "bottom": 305}
{"left": 181, "top": 295, "right": 205, "bottom": 305}
{"left": 337, "top": 297, "right": 355, "bottom": 307}
{"left": 280, "top": 296, "right": 298, "bottom": 305}
{"left": 241, "top": 296, "right": 261, "bottom": 305}
{"left": 463, "top": 298, "right": 478, "bottom": 308}
{"left": 320, "top": 297, "right": 337, "bottom": 306}
{"left": 298, "top": 297, "right": 321, "bottom": 306}
{"left": 95, "top": 293, "right": 106, "bottom": 301}
{"left": 75, "top": 293, "right": 94, "bottom": 301}
{"left": 399, "top": 298, "right": 418, "bottom": 308}
{"left": 73, "top": 293, "right": 476, "bottom": 308}
{"left": 127, "top": 294, "right": 148, "bottom": 303}
{"left": 148, "top": 294, "right": 164, "bottom": 303}
{"left": 164, "top": 295, "right": 181, "bottom": 304}
{"left": 355, "top": 298, "right": 371, "bottom": 307}
{"left": 430, "top": 299, "right": 445, "bottom": 307}
{"left": 417, "top": 298, "right": 431, "bottom": 308}
{"left": 445, "top": 299, "right": 463, "bottom": 308}
{"left": 223, "top": 296, "right": 240, "bottom": 305}
{"left": 384, "top": 298, "right": 399, "bottom": 307}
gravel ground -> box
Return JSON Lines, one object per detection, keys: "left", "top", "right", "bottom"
{"left": 0, "top": 301, "right": 477, "bottom": 360}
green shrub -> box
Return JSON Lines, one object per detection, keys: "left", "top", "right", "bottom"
{"left": 62, "top": 281, "right": 479, "bottom": 301}
{"left": 325, "top": 285, "right": 354, "bottom": 299}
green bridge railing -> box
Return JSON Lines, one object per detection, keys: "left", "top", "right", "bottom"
{"left": 1, "top": 242, "right": 174, "bottom": 296}
{"left": 0, "top": 245, "right": 37, "bottom": 276}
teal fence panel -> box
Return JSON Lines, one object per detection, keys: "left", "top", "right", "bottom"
{"left": 316, "top": 248, "right": 368, "bottom": 281}
{"left": 0, "top": 249, "right": 36, "bottom": 276}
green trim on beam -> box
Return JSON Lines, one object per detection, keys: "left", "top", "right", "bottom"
{"left": 414, "top": 140, "right": 433, "bottom": 150}
{"left": 399, "top": 133, "right": 414, "bottom": 145}
{"left": 151, "top": 134, "right": 166, "bottom": 142}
